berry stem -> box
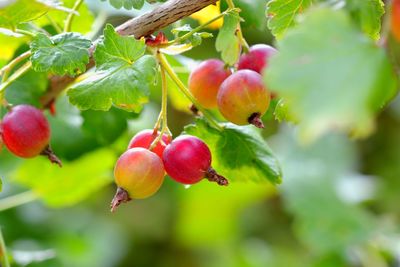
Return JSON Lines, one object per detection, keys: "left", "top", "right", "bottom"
{"left": 225, "top": 0, "right": 249, "bottom": 53}
{"left": 0, "top": 51, "right": 32, "bottom": 83}
{"left": 0, "top": 191, "right": 38, "bottom": 212}
{"left": 64, "top": 0, "right": 85, "bottom": 32}
{"left": 205, "top": 167, "right": 229, "bottom": 186}
{"left": 40, "top": 146, "right": 63, "bottom": 167}
{"left": 0, "top": 62, "right": 32, "bottom": 102}
{"left": 248, "top": 112, "right": 265, "bottom": 128}
{"left": 158, "top": 53, "right": 224, "bottom": 132}
{"left": 150, "top": 52, "right": 172, "bottom": 150}
{"left": 153, "top": 111, "right": 163, "bottom": 134}
{"left": 14, "top": 29, "right": 36, "bottom": 38}
{"left": 110, "top": 187, "right": 132, "bottom": 212}
{"left": 0, "top": 227, "right": 10, "bottom": 267}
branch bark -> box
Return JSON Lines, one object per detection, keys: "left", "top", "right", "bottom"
{"left": 40, "top": 0, "right": 218, "bottom": 107}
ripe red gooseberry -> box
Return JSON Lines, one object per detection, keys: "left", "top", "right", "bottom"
{"left": 111, "top": 147, "right": 165, "bottom": 212}
{"left": 238, "top": 44, "right": 277, "bottom": 74}
{"left": 189, "top": 59, "right": 231, "bottom": 109}
{"left": 0, "top": 104, "right": 61, "bottom": 166}
{"left": 162, "top": 135, "right": 228, "bottom": 186}
{"left": 217, "top": 70, "right": 270, "bottom": 128}
{"left": 128, "top": 129, "right": 171, "bottom": 158}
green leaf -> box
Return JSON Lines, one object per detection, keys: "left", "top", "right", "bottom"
{"left": 12, "top": 148, "right": 115, "bottom": 207}
{"left": 344, "top": 0, "right": 384, "bottom": 40}
{"left": 68, "top": 25, "right": 157, "bottom": 112}
{"left": 265, "top": 8, "right": 398, "bottom": 142}
{"left": 277, "top": 128, "right": 376, "bottom": 253}
{"left": 176, "top": 181, "right": 274, "bottom": 246}
{"left": 266, "top": 0, "right": 314, "bottom": 39}
{"left": 216, "top": 10, "right": 241, "bottom": 65}
{"left": 81, "top": 108, "right": 129, "bottom": 145}
{"left": 47, "top": 96, "right": 99, "bottom": 160}
{"left": 101, "top": 0, "right": 145, "bottom": 10}
{"left": 30, "top": 32, "right": 92, "bottom": 76}
{"left": 171, "top": 24, "right": 212, "bottom": 47}
{"left": 184, "top": 118, "right": 282, "bottom": 184}
{"left": 0, "top": 0, "right": 73, "bottom": 29}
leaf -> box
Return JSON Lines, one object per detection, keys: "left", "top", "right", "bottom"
{"left": 344, "top": 0, "right": 384, "bottom": 40}
{"left": 0, "top": 0, "right": 73, "bottom": 29}
{"left": 265, "top": 8, "right": 398, "bottom": 142}
{"left": 101, "top": 0, "right": 145, "bottom": 10}
{"left": 12, "top": 148, "right": 115, "bottom": 207}
{"left": 276, "top": 127, "right": 376, "bottom": 253}
{"left": 266, "top": 0, "right": 314, "bottom": 39}
{"left": 184, "top": 118, "right": 282, "bottom": 184}
{"left": 175, "top": 181, "right": 274, "bottom": 246}
{"left": 47, "top": 96, "right": 100, "bottom": 160}
{"left": 30, "top": 32, "right": 92, "bottom": 76}
{"left": 68, "top": 24, "right": 157, "bottom": 112}
{"left": 81, "top": 108, "right": 129, "bottom": 145}
{"left": 171, "top": 24, "right": 212, "bottom": 47}
{"left": 215, "top": 10, "right": 241, "bottom": 65}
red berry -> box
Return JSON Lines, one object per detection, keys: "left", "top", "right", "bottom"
{"left": 189, "top": 59, "right": 231, "bottom": 109}
{"left": 392, "top": 0, "right": 400, "bottom": 42}
{"left": 162, "top": 135, "right": 228, "bottom": 185}
{"left": 111, "top": 148, "right": 165, "bottom": 211}
{"left": 217, "top": 70, "right": 270, "bottom": 128}
{"left": 0, "top": 105, "right": 61, "bottom": 166}
{"left": 238, "top": 44, "right": 277, "bottom": 74}
{"left": 128, "top": 129, "right": 171, "bottom": 158}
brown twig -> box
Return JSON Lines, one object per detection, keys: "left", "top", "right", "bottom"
{"left": 40, "top": 0, "right": 218, "bottom": 108}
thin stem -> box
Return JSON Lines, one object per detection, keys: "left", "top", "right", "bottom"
{"left": 0, "top": 191, "right": 38, "bottom": 212}
{"left": 1, "top": 51, "right": 32, "bottom": 82}
{"left": 0, "top": 228, "right": 10, "bottom": 267}
{"left": 158, "top": 53, "right": 224, "bottom": 131}
{"left": 64, "top": 0, "right": 85, "bottom": 32}
{"left": 14, "top": 29, "right": 36, "bottom": 37}
{"left": 46, "top": 14, "right": 63, "bottom": 34}
{"left": 153, "top": 110, "right": 163, "bottom": 133}
{"left": 225, "top": 0, "right": 249, "bottom": 52}
{"left": 167, "top": 8, "right": 237, "bottom": 45}
{"left": 0, "top": 62, "right": 32, "bottom": 100}
{"left": 150, "top": 53, "right": 172, "bottom": 149}
{"left": 159, "top": 60, "right": 170, "bottom": 135}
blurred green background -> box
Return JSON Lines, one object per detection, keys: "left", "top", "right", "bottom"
{"left": 1, "top": 0, "right": 400, "bottom": 266}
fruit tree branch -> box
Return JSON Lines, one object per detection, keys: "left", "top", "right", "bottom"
{"left": 40, "top": 0, "right": 218, "bottom": 107}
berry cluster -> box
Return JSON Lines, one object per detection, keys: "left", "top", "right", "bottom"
{"left": 0, "top": 105, "right": 61, "bottom": 166}
{"left": 110, "top": 44, "right": 276, "bottom": 211}
{"left": 189, "top": 44, "right": 277, "bottom": 128}
{"left": 111, "top": 131, "right": 227, "bottom": 212}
